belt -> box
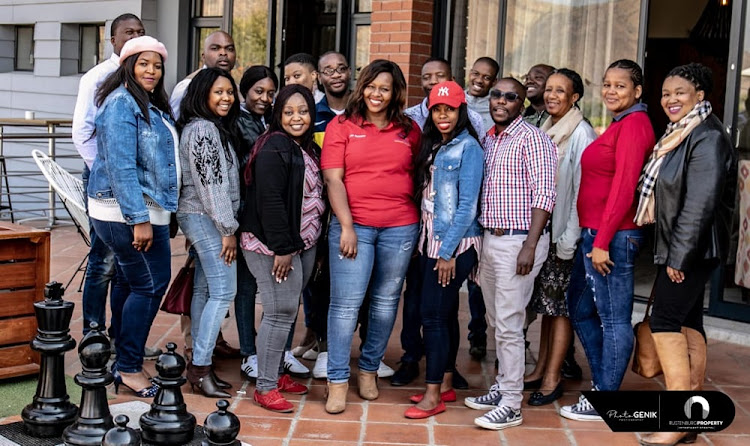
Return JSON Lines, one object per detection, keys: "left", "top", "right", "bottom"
{"left": 487, "top": 227, "right": 550, "bottom": 237}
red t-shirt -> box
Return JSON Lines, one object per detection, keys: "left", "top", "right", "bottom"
{"left": 321, "top": 115, "right": 421, "bottom": 227}
{"left": 577, "top": 110, "right": 655, "bottom": 250}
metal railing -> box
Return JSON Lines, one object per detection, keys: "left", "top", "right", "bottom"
{"left": 0, "top": 118, "right": 78, "bottom": 228}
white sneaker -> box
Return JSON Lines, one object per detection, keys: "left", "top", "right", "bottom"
{"left": 377, "top": 359, "right": 395, "bottom": 378}
{"left": 302, "top": 346, "right": 319, "bottom": 360}
{"left": 240, "top": 354, "right": 258, "bottom": 380}
{"left": 283, "top": 350, "right": 311, "bottom": 378}
{"left": 312, "top": 351, "right": 328, "bottom": 379}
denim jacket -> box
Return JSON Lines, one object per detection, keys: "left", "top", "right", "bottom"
{"left": 88, "top": 86, "right": 178, "bottom": 224}
{"left": 431, "top": 129, "right": 484, "bottom": 260}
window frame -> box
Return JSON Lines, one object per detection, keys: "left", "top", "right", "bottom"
{"left": 78, "top": 23, "right": 104, "bottom": 74}
{"left": 14, "top": 25, "right": 34, "bottom": 72}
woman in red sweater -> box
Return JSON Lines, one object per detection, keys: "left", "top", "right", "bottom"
{"left": 559, "top": 60, "right": 655, "bottom": 422}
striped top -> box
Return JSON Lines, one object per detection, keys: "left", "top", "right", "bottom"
{"left": 240, "top": 150, "right": 324, "bottom": 255}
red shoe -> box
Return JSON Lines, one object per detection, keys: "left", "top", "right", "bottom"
{"left": 254, "top": 389, "right": 294, "bottom": 413}
{"left": 404, "top": 401, "right": 446, "bottom": 419}
{"left": 409, "top": 388, "right": 457, "bottom": 403}
{"left": 277, "top": 374, "right": 309, "bottom": 395}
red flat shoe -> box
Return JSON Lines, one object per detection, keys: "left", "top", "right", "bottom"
{"left": 277, "top": 374, "right": 309, "bottom": 395}
{"left": 254, "top": 389, "right": 293, "bottom": 413}
{"left": 404, "top": 401, "right": 446, "bottom": 419}
{"left": 409, "top": 388, "right": 457, "bottom": 403}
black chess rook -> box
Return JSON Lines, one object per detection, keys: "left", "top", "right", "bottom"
{"left": 140, "top": 342, "right": 196, "bottom": 445}
{"left": 21, "top": 281, "right": 78, "bottom": 437}
{"left": 201, "top": 399, "right": 240, "bottom": 446}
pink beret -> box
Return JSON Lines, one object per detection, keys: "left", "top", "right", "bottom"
{"left": 119, "top": 36, "right": 168, "bottom": 65}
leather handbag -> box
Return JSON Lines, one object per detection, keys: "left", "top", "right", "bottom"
{"left": 160, "top": 256, "right": 195, "bottom": 316}
{"left": 632, "top": 283, "right": 663, "bottom": 378}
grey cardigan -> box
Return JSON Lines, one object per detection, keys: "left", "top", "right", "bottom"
{"left": 551, "top": 120, "right": 598, "bottom": 260}
{"left": 177, "top": 118, "right": 240, "bottom": 236}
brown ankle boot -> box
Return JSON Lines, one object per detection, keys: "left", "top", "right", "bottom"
{"left": 358, "top": 369, "right": 378, "bottom": 400}
{"left": 325, "top": 381, "right": 348, "bottom": 414}
{"left": 681, "top": 327, "right": 706, "bottom": 391}
{"left": 187, "top": 362, "right": 231, "bottom": 398}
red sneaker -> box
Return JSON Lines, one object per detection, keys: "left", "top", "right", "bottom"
{"left": 277, "top": 374, "right": 309, "bottom": 395}
{"left": 254, "top": 389, "right": 293, "bottom": 413}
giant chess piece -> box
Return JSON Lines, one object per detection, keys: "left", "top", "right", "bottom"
{"left": 22, "top": 281, "right": 78, "bottom": 437}
{"left": 62, "top": 322, "right": 115, "bottom": 445}
{"left": 201, "top": 400, "right": 240, "bottom": 446}
{"left": 140, "top": 342, "right": 196, "bottom": 445}
{"left": 102, "top": 415, "right": 141, "bottom": 446}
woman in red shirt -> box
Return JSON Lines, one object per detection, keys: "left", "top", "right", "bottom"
{"left": 560, "top": 60, "right": 655, "bottom": 422}
{"left": 321, "top": 60, "right": 420, "bottom": 414}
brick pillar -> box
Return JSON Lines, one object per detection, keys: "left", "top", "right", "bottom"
{"left": 370, "top": 0, "right": 433, "bottom": 106}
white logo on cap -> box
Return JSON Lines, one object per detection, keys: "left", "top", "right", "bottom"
{"left": 437, "top": 86, "right": 450, "bottom": 96}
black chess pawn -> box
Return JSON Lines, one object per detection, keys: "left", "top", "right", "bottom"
{"left": 102, "top": 415, "right": 141, "bottom": 446}
{"left": 201, "top": 400, "right": 240, "bottom": 446}
{"left": 22, "top": 281, "right": 78, "bottom": 437}
{"left": 62, "top": 322, "right": 115, "bottom": 445}
{"left": 140, "top": 342, "right": 196, "bottom": 445}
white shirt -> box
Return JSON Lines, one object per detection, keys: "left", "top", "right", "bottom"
{"left": 72, "top": 53, "right": 120, "bottom": 168}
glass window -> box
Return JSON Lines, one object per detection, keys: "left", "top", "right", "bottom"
{"left": 464, "top": 0, "right": 499, "bottom": 81}
{"left": 357, "top": 0, "right": 372, "bottom": 13}
{"left": 354, "top": 25, "right": 371, "bottom": 80}
{"left": 503, "top": 0, "right": 643, "bottom": 131}
{"left": 231, "top": 0, "right": 269, "bottom": 79}
{"left": 15, "top": 25, "right": 34, "bottom": 71}
{"left": 200, "top": 0, "right": 224, "bottom": 16}
{"left": 194, "top": 27, "right": 221, "bottom": 70}
{"left": 79, "top": 24, "right": 104, "bottom": 73}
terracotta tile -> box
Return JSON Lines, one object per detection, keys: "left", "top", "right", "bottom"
{"left": 290, "top": 441, "right": 358, "bottom": 446}
{"left": 237, "top": 415, "right": 292, "bottom": 438}
{"left": 719, "top": 414, "right": 750, "bottom": 435}
{"left": 572, "top": 430, "right": 641, "bottom": 446}
{"left": 237, "top": 436, "right": 287, "bottom": 446}
{"left": 521, "top": 408, "right": 565, "bottom": 428}
{"left": 503, "top": 427, "right": 571, "bottom": 445}
{"left": 708, "top": 435, "right": 750, "bottom": 445}
{"left": 293, "top": 419, "right": 361, "bottom": 442}
{"left": 363, "top": 421, "right": 429, "bottom": 444}
{"left": 434, "top": 405, "right": 484, "bottom": 425}
{"left": 233, "top": 398, "right": 296, "bottom": 418}
{"left": 433, "top": 425, "right": 502, "bottom": 446}
{"left": 721, "top": 385, "right": 750, "bottom": 401}
{"left": 367, "top": 402, "right": 429, "bottom": 423}
{"left": 560, "top": 416, "right": 611, "bottom": 431}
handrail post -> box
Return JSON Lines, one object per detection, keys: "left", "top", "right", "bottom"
{"left": 47, "top": 123, "right": 56, "bottom": 227}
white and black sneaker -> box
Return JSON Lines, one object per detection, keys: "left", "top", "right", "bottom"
{"left": 559, "top": 394, "right": 602, "bottom": 421}
{"left": 283, "top": 350, "right": 311, "bottom": 378}
{"left": 464, "top": 383, "right": 503, "bottom": 410}
{"left": 240, "top": 354, "right": 258, "bottom": 381}
{"left": 474, "top": 405, "right": 523, "bottom": 430}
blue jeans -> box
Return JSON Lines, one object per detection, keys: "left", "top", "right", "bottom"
{"left": 326, "top": 217, "right": 418, "bottom": 382}
{"left": 177, "top": 213, "right": 238, "bottom": 367}
{"left": 467, "top": 280, "right": 487, "bottom": 342}
{"left": 567, "top": 228, "right": 643, "bottom": 391}
{"left": 235, "top": 247, "right": 258, "bottom": 357}
{"left": 91, "top": 218, "right": 171, "bottom": 373}
{"left": 421, "top": 248, "right": 477, "bottom": 383}
{"left": 81, "top": 164, "right": 118, "bottom": 335}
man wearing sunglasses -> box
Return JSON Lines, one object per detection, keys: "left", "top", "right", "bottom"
{"left": 465, "top": 78, "right": 557, "bottom": 431}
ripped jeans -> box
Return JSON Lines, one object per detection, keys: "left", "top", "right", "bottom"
{"left": 567, "top": 228, "right": 644, "bottom": 391}
{"left": 326, "top": 216, "right": 418, "bottom": 382}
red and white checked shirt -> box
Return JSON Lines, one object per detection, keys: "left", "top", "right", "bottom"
{"left": 479, "top": 116, "right": 557, "bottom": 231}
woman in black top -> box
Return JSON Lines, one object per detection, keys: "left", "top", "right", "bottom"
{"left": 636, "top": 63, "right": 735, "bottom": 446}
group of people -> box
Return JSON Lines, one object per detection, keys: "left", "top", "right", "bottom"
{"left": 71, "top": 13, "right": 736, "bottom": 444}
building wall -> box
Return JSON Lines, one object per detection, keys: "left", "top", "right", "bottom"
{"left": 0, "top": 0, "right": 185, "bottom": 119}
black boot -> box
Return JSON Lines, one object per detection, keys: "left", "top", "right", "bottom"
{"left": 390, "top": 361, "right": 419, "bottom": 386}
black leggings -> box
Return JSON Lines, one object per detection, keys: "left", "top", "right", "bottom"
{"left": 649, "top": 259, "right": 717, "bottom": 337}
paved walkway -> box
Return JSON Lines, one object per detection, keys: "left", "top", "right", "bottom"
{"left": 2, "top": 224, "right": 749, "bottom": 445}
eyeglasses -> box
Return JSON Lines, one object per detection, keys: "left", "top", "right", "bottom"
{"left": 489, "top": 89, "right": 521, "bottom": 102}
{"left": 320, "top": 66, "right": 349, "bottom": 76}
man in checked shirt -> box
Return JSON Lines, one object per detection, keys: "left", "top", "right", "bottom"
{"left": 464, "top": 77, "right": 557, "bottom": 430}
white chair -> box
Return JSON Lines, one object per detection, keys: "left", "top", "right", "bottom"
{"left": 32, "top": 149, "right": 90, "bottom": 291}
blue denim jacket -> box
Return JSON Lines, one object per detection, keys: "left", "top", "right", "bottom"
{"left": 88, "top": 86, "right": 178, "bottom": 224}
{"left": 431, "top": 129, "right": 484, "bottom": 260}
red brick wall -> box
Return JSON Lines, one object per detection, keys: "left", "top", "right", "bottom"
{"left": 369, "top": 0, "right": 433, "bottom": 106}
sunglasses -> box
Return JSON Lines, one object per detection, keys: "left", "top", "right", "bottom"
{"left": 489, "top": 89, "right": 521, "bottom": 102}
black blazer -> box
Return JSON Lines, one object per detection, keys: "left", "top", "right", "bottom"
{"left": 653, "top": 114, "right": 737, "bottom": 271}
{"left": 240, "top": 133, "right": 310, "bottom": 255}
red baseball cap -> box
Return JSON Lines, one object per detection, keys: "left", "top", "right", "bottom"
{"left": 428, "top": 80, "right": 466, "bottom": 109}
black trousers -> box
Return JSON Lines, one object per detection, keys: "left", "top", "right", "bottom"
{"left": 649, "top": 259, "right": 717, "bottom": 337}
